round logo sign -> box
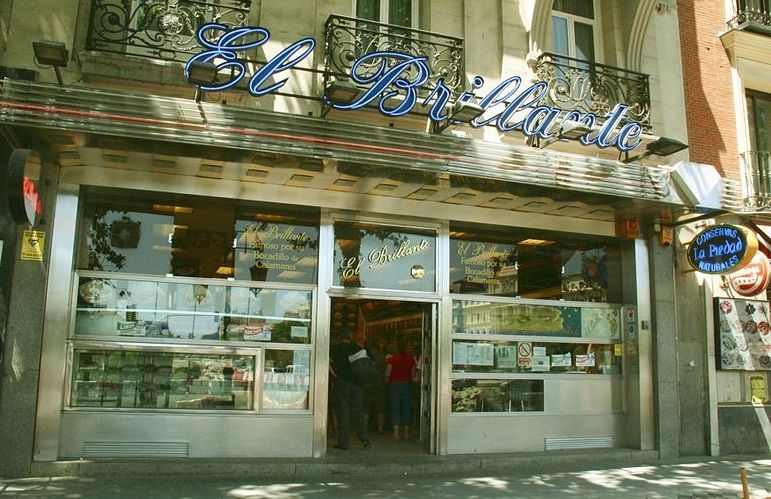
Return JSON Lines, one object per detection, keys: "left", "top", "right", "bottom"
{"left": 729, "top": 252, "right": 770, "bottom": 297}
{"left": 687, "top": 224, "right": 757, "bottom": 274}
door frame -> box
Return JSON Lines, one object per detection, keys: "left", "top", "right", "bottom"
{"left": 312, "top": 208, "right": 448, "bottom": 457}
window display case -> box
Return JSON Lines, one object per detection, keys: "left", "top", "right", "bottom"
{"left": 451, "top": 379, "right": 544, "bottom": 412}
{"left": 74, "top": 274, "right": 313, "bottom": 345}
{"left": 263, "top": 350, "right": 312, "bottom": 410}
{"left": 69, "top": 346, "right": 258, "bottom": 410}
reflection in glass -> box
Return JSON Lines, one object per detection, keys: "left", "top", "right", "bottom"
{"left": 70, "top": 350, "right": 255, "bottom": 410}
{"left": 551, "top": 16, "right": 569, "bottom": 56}
{"left": 234, "top": 221, "right": 319, "bottom": 285}
{"left": 75, "top": 277, "right": 312, "bottom": 344}
{"left": 263, "top": 350, "right": 311, "bottom": 410}
{"left": 333, "top": 222, "right": 436, "bottom": 292}
{"left": 79, "top": 190, "right": 319, "bottom": 284}
{"left": 450, "top": 239, "right": 518, "bottom": 297}
{"left": 452, "top": 379, "right": 544, "bottom": 412}
{"left": 451, "top": 300, "right": 620, "bottom": 339}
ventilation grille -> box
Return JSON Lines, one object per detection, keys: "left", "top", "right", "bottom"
{"left": 82, "top": 441, "right": 190, "bottom": 458}
{"left": 544, "top": 436, "right": 615, "bottom": 451}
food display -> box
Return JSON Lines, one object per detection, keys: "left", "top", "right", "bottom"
{"left": 70, "top": 350, "right": 256, "bottom": 410}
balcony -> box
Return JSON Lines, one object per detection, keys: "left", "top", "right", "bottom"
{"left": 728, "top": 0, "right": 771, "bottom": 33}
{"left": 323, "top": 15, "right": 465, "bottom": 99}
{"left": 86, "top": 0, "right": 252, "bottom": 63}
{"left": 743, "top": 151, "right": 771, "bottom": 208}
{"left": 533, "top": 52, "right": 651, "bottom": 131}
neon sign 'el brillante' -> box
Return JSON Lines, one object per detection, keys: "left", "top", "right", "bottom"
{"left": 187, "top": 23, "right": 645, "bottom": 153}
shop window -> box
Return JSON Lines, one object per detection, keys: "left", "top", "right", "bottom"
{"left": 69, "top": 349, "right": 256, "bottom": 410}
{"left": 333, "top": 222, "right": 436, "bottom": 292}
{"left": 78, "top": 189, "right": 319, "bottom": 285}
{"left": 551, "top": 0, "right": 600, "bottom": 64}
{"left": 263, "top": 349, "right": 311, "bottom": 410}
{"left": 74, "top": 277, "right": 313, "bottom": 345}
{"left": 452, "top": 379, "right": 544, "bottom": 413}
{"left": 450, "top": 224, "right": 622, "bottom": 302}
{"left": 452, "top": 339, "right": 621, "bottom": 375}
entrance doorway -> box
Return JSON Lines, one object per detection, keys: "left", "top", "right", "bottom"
{"left": 327, "top": 298, "right": 436, "bottom": 455}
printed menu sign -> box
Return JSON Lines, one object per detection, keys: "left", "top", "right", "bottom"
{"left": 450, "top": 239, "right": 518, "bottom": 296}
{"left": 453, "top": 342, "right": 494, "bottom": 366}
{"left": 715, "top": 298, "right": 771, "bottom": 371}
{"left": 235, "top": 222, "right": 319, "bottom": 284}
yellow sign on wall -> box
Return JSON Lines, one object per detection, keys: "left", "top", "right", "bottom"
{"left": 21, "top": 230, "right": 45, "bottom": 262}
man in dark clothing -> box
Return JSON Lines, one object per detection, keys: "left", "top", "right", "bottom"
{"left": 330, "top": 328, "right": 369, "bottom": 449}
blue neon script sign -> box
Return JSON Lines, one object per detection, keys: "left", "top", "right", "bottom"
{"left": 186, "top": 23, "right": 644, "bottom": 152}
{"left": 687, "top": 225, "right": 757, "bottom": 274}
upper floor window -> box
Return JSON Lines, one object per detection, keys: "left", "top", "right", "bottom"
{"left": 551, "top": 0, "right": 601, "bottom": 62}
{"left": 748, "top": 90, "right": 771, "bottom": 153}
{"left": 355, "top": 0, "right": 418, "bottom": 28}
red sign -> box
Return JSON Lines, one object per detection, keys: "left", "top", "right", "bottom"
{"left": 7, "top": 149, "right": 42, "bottom": 226}
{"left": 729, "top": 252, "right": 770, "bottom": 297}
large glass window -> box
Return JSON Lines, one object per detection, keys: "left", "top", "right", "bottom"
{"left": 450, "top": 224, "right": 622, "bottom": 302}
{"left": 748, "top": 90, "right": 771, "bottom": 153}
{"left": 71, "top": 189, "right": 317, "bottom": 413}
{"left": 333, "top": 222, "right": 436, "bottom": 292}
{"left": 551, "top": 0, "right": 598, "bottom": 63}
{"left": 70, "top": 349, "right": 256, "bottom": 410}
{"left": 78, "top": 189, "right": 319, "bottom": 284}
{"left": 75, "top": 277, "right": 312, "bottom": 345}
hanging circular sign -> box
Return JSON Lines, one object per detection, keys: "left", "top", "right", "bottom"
{"left": 729, "top": 252, "right": 770, "bottom": 297}
{"left": 687, "top": 224, "right": 757, "bottom": 274}
{"left": 7, "top": 149, "right": 42, "bottom": 226}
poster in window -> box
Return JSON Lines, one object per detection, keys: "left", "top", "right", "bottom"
{"left": 714, "top": 298, "right": 771, "bottom": 371}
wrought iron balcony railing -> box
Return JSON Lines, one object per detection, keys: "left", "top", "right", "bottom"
{"left": 743, "top": 151, "right": 771, "bottom": 208}
{"left": 86, "top": 0, "right": 252, "bottom": 63}
{"left": 323, "top": 15, "right": 465, "bottom": 99}
{"left": 533, "top": 52, "right": 651, "bottom": 130}
{"left": 728, "top": 0, "right": 771, "bottom": 32}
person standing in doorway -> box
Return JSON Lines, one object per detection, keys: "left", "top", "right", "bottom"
{"left": 386, "top": 337, "right": 416, "bottom": 441}
{"left": 330, "top": 328, "right": 370, "bottom": 449}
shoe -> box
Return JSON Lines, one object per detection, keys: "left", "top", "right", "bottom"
{"left": 333, "top": 445, "right": 349, "bottom": 450}
{"left": 361, "top": 440, "right": 371, "bottom": 449}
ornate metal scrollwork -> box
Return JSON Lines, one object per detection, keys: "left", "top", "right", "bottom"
{"left": 86, "top": 0, "right": 252, "bottom": 62}
{"left": 534, "top": 52, "right": 652, "bottom": 130}
{"left": 728, "top": 0, "right": 771, "bottom": 29}
{"left": 323, "top": 15, "right": 465, "bottom": 97}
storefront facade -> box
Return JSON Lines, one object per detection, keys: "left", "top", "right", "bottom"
{"left": 0, "top": 0, "right": 725, "bottom": 471}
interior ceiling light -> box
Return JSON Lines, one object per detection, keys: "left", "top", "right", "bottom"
{"left": 518, "top": 238, "right": 556, "bottom": 246}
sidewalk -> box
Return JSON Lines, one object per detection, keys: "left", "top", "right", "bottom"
{"left": 1, "top": 457, "right": 769, "bottom": 499}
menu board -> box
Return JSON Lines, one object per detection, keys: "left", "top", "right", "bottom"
{"left": 453, "top": 342, "right": 495, "bottom": 366}
{"left": 715, "top": 298, "right": 771, "bottom": 371}
{"left": 450, "top": 240, "right": 518, "bottom": 296}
